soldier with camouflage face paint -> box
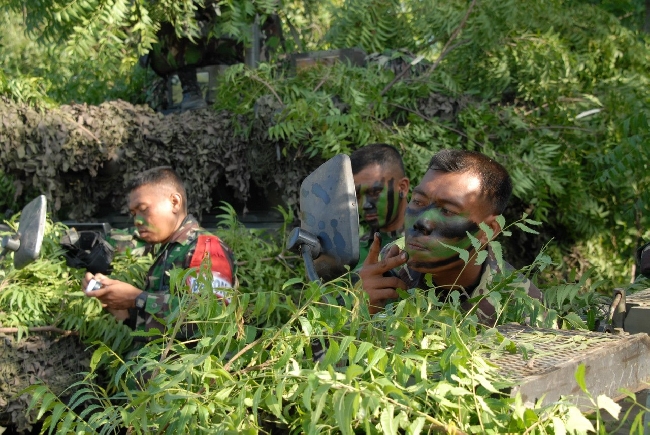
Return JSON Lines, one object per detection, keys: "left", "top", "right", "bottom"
{"left": 81, "top": 167, "right": 236, "bottom": 351}
{"left": 351, "top": 144, "right": 410, "bottom": 267}
{"left": 358, "top": 149, "right": 542, "bottom": 325}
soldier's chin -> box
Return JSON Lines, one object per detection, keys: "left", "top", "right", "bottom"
{"left": 138, "top": 230, "right": 156, "bottom": 243}
{"left": 406, "top": 254, "right": 461, "bottom": 272}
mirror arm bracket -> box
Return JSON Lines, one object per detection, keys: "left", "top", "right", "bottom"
{"left": 287, "top": 227, "right": 323, "bottom": 283}
{"left": 301, "top": 245, "right": 322, "bottom": 283}
{"left": 1, "top": 233, "right": 21, "bottom": 252}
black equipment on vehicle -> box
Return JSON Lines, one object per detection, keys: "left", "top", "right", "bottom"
{"left": 60, "top": 228, "right": 115, "bottom": 275}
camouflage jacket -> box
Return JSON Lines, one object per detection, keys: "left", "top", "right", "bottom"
{"left": 129, "top": 214, "right": 236, "bottom": 342}
{"left": 381, "top": 237, "right": 542, "bottom": 325}
{"left": 106, "top": 227, "right": 151, "bottom": 256}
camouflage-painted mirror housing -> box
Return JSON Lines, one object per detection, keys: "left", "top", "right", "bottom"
{"left": 0, "top": 195, "right": 47, "bottom": 269}
{"left": 288, "top": 154, "right": 359, "bottom": 282}
{"left": 637, "top": 241, "right": 650, "bottom": 278}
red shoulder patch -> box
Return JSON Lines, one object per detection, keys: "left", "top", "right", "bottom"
{"left": 190, "top": 235, "right": 233, "bottom": 284}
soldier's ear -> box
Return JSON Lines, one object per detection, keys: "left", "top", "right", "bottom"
{"left": 398, "top": 177, "right": 410, "bottom": 199}
{"left": 170, "top": 192, "right": 183, "bottom": 213}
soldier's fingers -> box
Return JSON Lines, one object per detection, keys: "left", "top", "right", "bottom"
{"left": 86, "top": 287, "right": 108, "bottom": 298}
{"left": 382, "top": 276, "right": 407, "bottom": 291}
{"left": 94, "top": 273, "right": 108, "bottom": 282}
{"left": 375, "top": 250, "right": 408, "bottom": 274}
{"left": 363, "top": 233, "right": 382, "bottom": 265}
{"left": 384, "top": 244, "right": 402, "bottom": 260}
{"left": 81, "top": 272, "right": 94, "bottom": 289}
{"left": 372, "top": 288, "right": 400, "bottom": 301}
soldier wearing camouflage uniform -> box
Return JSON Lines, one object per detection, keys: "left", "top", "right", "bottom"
{"left": 358, "top": 149, "right": 542, "bottom": 325}
{"left": 350, "top": 144, "right": 410, "bottom": 268}
{"left": 81, "top": 167, "right": 235, "bottom": 350}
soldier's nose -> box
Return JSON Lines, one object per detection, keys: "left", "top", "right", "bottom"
{"left": 413, "top": 218, "right": 434, "bottom": 236}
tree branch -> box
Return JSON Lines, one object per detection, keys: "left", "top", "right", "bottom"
{"left": 0, "top": 325, "right": 78, "bottom": 335}
{"left": 377, "top": 0, "right": 476, "bottom": 99}
{"left": 248, "top": 73, "right": 284, "bottom": 107}
{"left": 388, "top": 102, "right": 486, "bottom": 149}
{"left": 422, "top": 0, "right": 477, "bottom": 78}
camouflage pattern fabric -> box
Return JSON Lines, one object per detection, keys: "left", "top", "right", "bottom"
{"left": 106, "top": 227, "right": 151, "bottom": 256}
{"left": 129, "top": 214, "right": 236, "bottom": 347}
{"left": 355, "top": 229, "right": 404, "bottom": 269}
{"left": 380, "top": 237, "right": 542, "bottom": 325}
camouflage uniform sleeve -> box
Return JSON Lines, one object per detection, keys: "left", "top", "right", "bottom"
{"left": 132, "top": 244, "right": 189, "bottom": 337}
{"left": 107, "top": 227, "right": 151, "bottom": 256}
{"left": 132, "top": 287, "right": 182, "bottom": 339}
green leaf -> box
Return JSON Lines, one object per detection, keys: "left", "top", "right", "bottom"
{"left": 495, "top": 215, "right": 506, "bottom": 231}
{"left": 352, "top": 342, "right": 373, "bottom": 365}
{"left": 438, "top": 241, "right": 469, "bottom": 264}
{"left": 282, "top": 277, "right": 303, "bottom": 290}
{"left": 514, "top": 222, "right": 539, "bottom": 235}
{"left": 406, "top": 416, "right": 426, "bottom": 435}
{"left": 565, "top": 406, "right": 595, "bottom": 433}
{"left": 596, "top": 394, "right": 621, "bottom": 419}
{"left": 468, "top": 232, "right": 482, "bottom": 251}
{"left": 474, "top": 250, "right": 488, "bottom": 265}
{"left": 551, "top": 416, "right": 566, "bottom": 435}
{"left": 48, "top": 403, "right": 67, "bottom": 434}
{"left": 380, "top": 404, "right": 398, "bottom": 435}
{"left": 478, "top": 221, "right": 494, "bottom": 242}
{"left": 89, "top": 344, "right": 111, "bottom": 372}
{"left": 333, "top": 390, "right": 358, "bottom": 435}
{"left": 574, "top": 364, "right": 588, "bottom": 393}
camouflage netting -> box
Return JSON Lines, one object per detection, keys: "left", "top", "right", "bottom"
{"left": 0, "top": 333, "right": 91, "bottom": 433}
{"left": 0, "top": 96, "right": 319, "bottom": 221}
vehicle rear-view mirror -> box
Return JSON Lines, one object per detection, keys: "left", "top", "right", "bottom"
{"left": 1, "top": 195, "right": 47, "bottom": 269}
{"left": 287, "top": 154, "right": 359, "bottom": 282}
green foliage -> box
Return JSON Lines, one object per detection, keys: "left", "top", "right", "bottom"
{"left": 1, "top": 0, "right": 650, "bottom": 430}
{"left": 0, "top": 215, "right": 148, "bottom": 351}
{"left": 212, "top": 202, "right": 305, "bottom": 326}
{"left": 211, "top": 0, "right": 650, "bottom": 284}
{"left": 2, "top": 0, "right": 278, "bottom": 75}
{"left": 0, "top": 10, "right": 149, "bottom": 105}
{"left": 18, "top": 214, "right": 641, "bottom": 433}
{"left": 0, "top": 169, "right": 19, "bottom": 212}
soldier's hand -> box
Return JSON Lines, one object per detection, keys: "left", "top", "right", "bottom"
{"left": 81, "top": 272, "right": 95, "bottom": 292}
{"left": 84, "top": 273, "right": 143, "bottom": 310}
{"left": 106, "top": 308, "right": 130, "bottom": 321}
{"left": 358, "top": 233, "right": 408, "bottom": 314}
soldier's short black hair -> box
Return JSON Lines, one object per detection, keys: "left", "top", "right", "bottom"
{"left": 428, "top": 149, "right": 512, "bottom": 215}
{"left": 126, "top": 166, "right": 187, "bottom": 212}
{"left": 350, "top": 143, "right": 405, "bottom": 177}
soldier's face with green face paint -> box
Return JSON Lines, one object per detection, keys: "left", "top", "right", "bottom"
{"left": 128, "top": 184, "right": 184, "bottom": 244}
{"left": 354, "top": 163, "right": 403, "bottom": 231}
{"left": 404, "top": 169, "right": 494, "bottom": 272}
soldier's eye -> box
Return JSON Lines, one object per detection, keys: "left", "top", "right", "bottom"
{"left": 439, "top": 207, "right": 457, "bottom": 217}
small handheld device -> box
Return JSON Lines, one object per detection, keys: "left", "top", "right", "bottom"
{"left": 86, "top": 279, "right": 102, "bottom": 292}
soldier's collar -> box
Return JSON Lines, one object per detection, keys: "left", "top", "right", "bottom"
{"left": 166, "top": 214, "right": 200, "bottom": 246}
